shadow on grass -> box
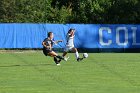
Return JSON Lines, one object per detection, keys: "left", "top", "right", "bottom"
{"left": 0, "top": 63, "right": 53, "bottom": 68}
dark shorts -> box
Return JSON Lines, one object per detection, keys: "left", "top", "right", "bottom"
{"left": 43, "top": 48, "right": 52, "bottom": 56}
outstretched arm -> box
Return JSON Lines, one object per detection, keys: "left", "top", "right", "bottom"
{"left": 53, "top": 40, "right": 63, "bottom": 44}
{"left": 69, "top": 30, "right": 75, "bottom": 37}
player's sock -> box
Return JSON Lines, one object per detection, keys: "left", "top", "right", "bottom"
{"left": 75, "top": 51, "right": 79, "bottom": 59}
{"left": 58, "top": 59, "right": 61, "bottom": 63}
{"left": 54, "top": 57, "right": 59, "bottom": 64}
{"left": 56, "top": 55, "right": 64, "bottom": 60}
{"left": 77, "top": 58, "right": 83, "bottom": 62}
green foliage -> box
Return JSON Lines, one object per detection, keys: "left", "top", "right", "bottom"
{"left": 107, "top": 0, "right": 140, "bottom": 23}
{"left": 0, "top": 0, "right": 139, "bottom": 23}
{"left": 46, "top": 5, "right": 72, "bottom": 23}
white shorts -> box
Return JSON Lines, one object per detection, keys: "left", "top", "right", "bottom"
{"left": 64, "top": 46, "right": 74, "bottom": 52}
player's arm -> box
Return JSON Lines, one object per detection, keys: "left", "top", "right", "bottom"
{"left": 69, "top": 30, "right": 75, "bottom": 37}
{"left": 53, "top": 40, "right": 63, "bottom": 44}
{"left": 48, "top": 43, "right": 52, "bottom": 50}
{"left": 42, "top": 41, "right": 50, "bottom": 49}
{"left": 71, "top": 30, "right": 75, "bottom": 36}
{"left": 56, "top": 40, "right": 63, "bottom": 43}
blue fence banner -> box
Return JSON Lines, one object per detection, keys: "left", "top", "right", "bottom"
{"left": 0, "top": 23, "right": 140, "bottom": 49}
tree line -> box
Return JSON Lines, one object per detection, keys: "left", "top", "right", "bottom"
{"left": 0, "top": 0, "right": 140, "bottom": 24}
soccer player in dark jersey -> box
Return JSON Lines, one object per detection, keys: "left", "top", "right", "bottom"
{"left": 42, "top": 32, "right": 64, "bottom": 65}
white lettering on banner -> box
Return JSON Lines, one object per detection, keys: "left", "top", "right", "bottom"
{"left": 116, "top": 27, "right": 128, "bottom": 46}
{"left": 99, "top": 27, "right": 112, "bottom": 45}
{"left": 132, "top": 27, "right": 140, "bottom": 45}
{"left": 99, "top": 27, "right": 139, "bottom": 46}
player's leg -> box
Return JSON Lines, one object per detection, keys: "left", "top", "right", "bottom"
{"left": 71, "top": 47, "right": 83, "bottom": 61}
{"left": 62, "top": 51, "right": 67, "bottom": 57}
{"left": 62, "top": 47, "right": 69, "bottom": 61}
{"left": 53, "top": 56, "right": 61, "bottom": 65}
{"left": 43, "top": 49, "right": 62, "bottom": 65}
{"left": 43, "top": 49, "right": 59, "bottom": 65}
{"left": 43, "top": 48, "right": 49, "bottom": 56}
{"left": 48, "top": 51, "right": 64, "bottom": 60}
{"left": 48, "top": 51, "right": 58, "bottom": 57}
{"left": 51, "top": 52, "right": 61, "bottom": 65}
{"left": 49, "top": 51, "right": 64, "bottom": 65}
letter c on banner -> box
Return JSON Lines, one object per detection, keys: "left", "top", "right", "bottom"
{"left": 99, "top": 27, "right": 112, "bottom": 46}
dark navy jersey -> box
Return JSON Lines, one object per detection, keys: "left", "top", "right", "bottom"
{"left": 43, "top": 38, "right": 54, "bottom": 49}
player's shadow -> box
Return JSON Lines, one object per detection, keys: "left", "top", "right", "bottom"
{"left": 0, "top": 63, "right": 52, "bottom": 68}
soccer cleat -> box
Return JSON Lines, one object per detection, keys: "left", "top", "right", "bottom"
{"left": 77, "top": 58, "right": 83, "bottom": 62}
{"left": 64, "top": 56, "right": 69, "bottom": 61}
{"left": 57, "top": 63, "right": 61, "bottom": 66}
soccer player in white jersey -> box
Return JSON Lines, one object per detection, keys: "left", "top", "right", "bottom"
{"left": 62, "top": 28, "right": 83, "bottom": 61}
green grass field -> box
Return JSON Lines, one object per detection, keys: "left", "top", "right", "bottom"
{"left": 0, "top": 51, "right": 140, "bottom": 93}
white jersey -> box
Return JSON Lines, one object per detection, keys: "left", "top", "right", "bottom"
{"left": 66, "top": 34, "right": 74, "bottom": 47}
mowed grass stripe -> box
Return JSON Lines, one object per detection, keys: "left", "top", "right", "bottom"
{"left": 0, "top": 52, "right": 140, "bottom": 93}
{"left": 94, "top": 53, "right": 140, "bottom": 87}
{"left": 8, "top": 52, "right": 77, "bottom": 93}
